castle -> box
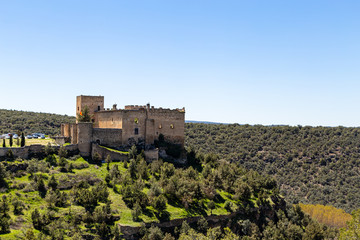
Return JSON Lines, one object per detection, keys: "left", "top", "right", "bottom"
{"left": 60, "top": 95, "right": 185, "bottom": 158}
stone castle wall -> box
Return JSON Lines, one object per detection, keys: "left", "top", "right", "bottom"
{"left": 0, "top": 144, "right": 79, "bottom": 159}
{"left": 94, "top": 111, "right": 123, "bottom": 129}
{"left": 120, "top": 110, "right": 147, "bottom": 146}
{"left": 77, "top": 123, "right": 93, "bottom": 157}
{"left": 91, "top": 143, "right": 128, "bottom": 162}
{"left": 93, "top": 107, "right": 184, "bottom": 146}
{"left": 93, "top": 128, "right": 122, "bottom": 147}
{"left": 148, "top": 109, "right": 185, "bottom": 145}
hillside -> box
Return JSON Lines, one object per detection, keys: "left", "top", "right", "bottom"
{"left": 0, "top": 109, "right": 75, "bottom": 136}
{"left": 0, "top": 148, "right": 338, "bottom": 239}
{"left": 185, "top": 123, "right": 360, "bottom": 213}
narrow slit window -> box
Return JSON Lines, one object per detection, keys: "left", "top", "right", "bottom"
{"left": 98, "top": 106, "right": 101, "bottom": 111}
{"left": 134, "top": 128, "right": 139, "bottom": 135}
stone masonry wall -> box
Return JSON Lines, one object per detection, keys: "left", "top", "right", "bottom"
{"left": 148, "top": 109, "right": 185, "bottom": 146}
{"left": 76, "top": 95, "right": 104, "bottom": 122}
{"left": 91, "top": 143, "right": 128, "bottom": 162}
{"left": 77, "top": 123, "right": 93, "bottom": 157}
{"left": 92, "top": 128, "right": 122, "bottom": 148}
{"left": 0, "top": 144, "right": 79, "bottom": 159}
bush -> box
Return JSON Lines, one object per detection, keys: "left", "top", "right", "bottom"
{"left": 152, "top": 195, "right": 167, "bottom": 212}
{"left": 131, "top": 202, "right": 142, "bottom": 222}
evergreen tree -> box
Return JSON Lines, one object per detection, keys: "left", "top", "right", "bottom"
{"left": 37, "top": 179, "right": 47, "bottom": 198}
{"left": 0, "top": 163, "right": 7, "bottom": 188}
{"left": 77, "top": 106, "right": 92, "bottom": 122}
{"left": 105, "top": 155, "right": 111, "bottom": 171}
{"left": 9, "top": 134, "right": 13, "bottom": 147}
{"left": 0, "top": 195, "right": 10, "bottom": 233}
{"left": 48, "top": 175, "right": 58, "bottom": 191}
{"left": 21, "top": 132, "right": 25, "bottom": 147}
{"left": 58, "top": 146, "right": 67, "bottom": 158}
{"left": 31, "top": 208, "right": 43, "bottom": 230}
{"left": 208, "top": 200, "right": 215, "bottom": 215}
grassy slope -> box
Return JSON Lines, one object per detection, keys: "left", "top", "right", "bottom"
{"left": 0, "top": 158, "right": 244, "bottom": 239}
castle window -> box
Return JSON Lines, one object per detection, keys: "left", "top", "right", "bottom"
{"left": 170, "top": 124, "right": 174, "bottom": 129}
{"left": 98, "top": 106, "right": 101, "bottom": 111}
{"left": 134, "top": 128, "right": 139, "bottom": 135}
{"left": 78, "top": 107, "right": 79, "bottom": 111}
{"left": 159, "top": 124, "right": 162, "bottom": 129}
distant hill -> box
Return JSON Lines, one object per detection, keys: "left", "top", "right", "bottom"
{"left": 0, "top": 109, "right": 75, "bottom": 136}
{"left": 186, "top": 120, "right": 229, "bottom": 124}
{"left": 185, "top": 123, "right": 360, "bottom": 213}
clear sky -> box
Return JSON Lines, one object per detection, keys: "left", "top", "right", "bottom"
{"left": 1, "top": 1, "right": 359, "bottom": 126}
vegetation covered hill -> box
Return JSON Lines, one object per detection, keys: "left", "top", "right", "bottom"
{"left": 0, "top": 109, "right": 75, "bottom": 136}
{"left": 0, "top": 147, "right": 338, "bottom": 239}
{"left": 185, "top": 123, "right": 360, "bottom": 213}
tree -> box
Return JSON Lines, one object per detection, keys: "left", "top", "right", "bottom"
{"left": 12, "top": 197, "right": 25, "bottom": 215}
{"left": 24, "top": 228, "right": 36, "bottom": 240}
{"left": 6, "top": 149, "right": 14, "bottom": 159}
{"left": 48, "top": 175, "right": 58, "bottom": 191}
{"left": 77, "top": 106, "right": 92, "bottom": 122}
{"left": 208, "top": 200, "right": 215, "bottom": 215}
{"left": 9, "top": 134, "right": 13, "bottom": 147}
{"left": 132, "top": 202, "right": 142, "bottom": 221}
{"left": 197, "top": 216, "right": 208, "bottom": 234}
{"left": 0, "top": 163, "right": 8, "bottom": 188}
{"left": 0, "top": 195, "right": 10, "bottom": 233}
{"left": 37, "top": 179, "right": 47, "bottom": 198}
{"left": 21, "top": 132, "right": 25, "bottom": 147}
{"left": 105, "top": 155, "right": 111, "bottom": 171}
{"left": 147, "top": 226, "right": 164, "bottom": 240}
{"left": 129, "top": 145, "right": 137, "bottom": 159}
{"left": 129, "top": 159, "right": 137, "bottom": 179}
{"left": 58, "top": 146, "right": 67, "bottom": 158}
{"left": 152, "top": 195, "right": 167, "bottom": 212}
{"left": 339, "top": 209, "right": 360, "bottom": 240}
{"left": 31, "top": 208, "right": 45, "bottom": 230}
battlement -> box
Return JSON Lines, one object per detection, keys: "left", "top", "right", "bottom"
{"left": 125, "top": 105, "right": 147, "bottom": 110}
{"left": 148, "top": 106, "right": 185, "bottom": 113}
{"left": 98, "top": 104, "right": 185, "bottom": 114}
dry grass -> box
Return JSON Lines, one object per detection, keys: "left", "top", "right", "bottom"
{"left": 0, "top": 138, "right": 56, "bottom": 147}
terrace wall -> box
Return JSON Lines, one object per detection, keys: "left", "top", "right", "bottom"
{"left": 0, "top": 144, "right": 79, "bottom": 159}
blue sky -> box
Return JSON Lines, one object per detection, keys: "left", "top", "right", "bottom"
{"left": 1, "top": 1, "right": 359, "bottom": 126}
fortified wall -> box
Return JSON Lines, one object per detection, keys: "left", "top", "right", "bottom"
{"left": 60, "top": 95, "right": 185, "bottom": 158}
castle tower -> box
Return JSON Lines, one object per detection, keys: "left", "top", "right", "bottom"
{"left": 76, "top": 95, "right": 104, "bottom": 123}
